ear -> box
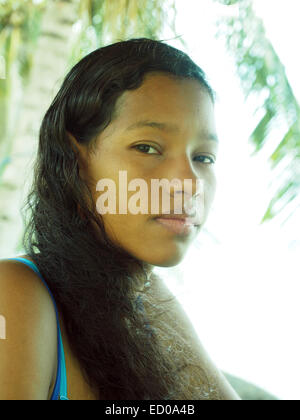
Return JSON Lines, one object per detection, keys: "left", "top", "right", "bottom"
{"left": 67, "top": 131, "right": 88, "bottom": 178}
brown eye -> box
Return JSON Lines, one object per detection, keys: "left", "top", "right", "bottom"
{"left": 133, "top": 144, "right": 159, "bottom": 154}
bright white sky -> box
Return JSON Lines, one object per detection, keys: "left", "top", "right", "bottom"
{"left": 155, "top": 0, "right": 300, "bottom": 401}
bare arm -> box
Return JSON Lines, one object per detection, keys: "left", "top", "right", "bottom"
{"left": 0, "top": 260, "right": 57, "bottom": 400}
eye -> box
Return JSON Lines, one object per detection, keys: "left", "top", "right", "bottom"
{"left": 132, "top": 144, "right": 216, "bottom": 164}
{"left": 194, "top": 155, "right": 216, "bottom": 164}
{"left": 132, "top": 144, "right": 159, "bottom": 155}
{"left": 193, "top": 154, "right": 215, "bottom": 164}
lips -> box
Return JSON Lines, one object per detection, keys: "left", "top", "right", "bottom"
{"left": 154, "top": 214, "right": 198, "bottom": 235}
{"left": 153, "top": 212, "right": 200, "bottom": 226}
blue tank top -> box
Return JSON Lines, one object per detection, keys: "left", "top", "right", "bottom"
{"left": 7, "top": 257, "right": 69, "bottom": 401}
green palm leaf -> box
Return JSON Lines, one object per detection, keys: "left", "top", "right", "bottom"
{"left": 214, "top": 0, "right": 300, "bottom": 223}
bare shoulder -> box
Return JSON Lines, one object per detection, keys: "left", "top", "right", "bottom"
{"left": 0, "top": 255, "right": 55, "bottom": 316}
{"left": 0, "top": 256, "right": 57, "bottom": 399}
{"left": 150, "top": 274, "right": 241, "bottom": 400}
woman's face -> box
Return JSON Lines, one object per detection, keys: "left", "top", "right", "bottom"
{"left": 73, "top": 72, "right": 218, "bottom": 267}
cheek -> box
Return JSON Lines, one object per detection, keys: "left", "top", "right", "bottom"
{"left": 208, "top": 171, "right": 217, "bottom": 198}
{"left": 100, "top": 214, "right": 162, "bottom": 263}
{"left": 202, "top": 171, "right": 217, "bottom": 215}
{"left": 100, "top": 213, "right": 142, "bottom": 244}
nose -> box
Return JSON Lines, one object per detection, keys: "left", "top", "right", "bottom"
{"left": 161, "top": 155, "right": 204, "bottom": 218}
{"left": 168, "top": 155, "right": 200, "bottom": 199}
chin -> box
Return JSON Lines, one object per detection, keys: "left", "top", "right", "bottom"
{"left": 154, "top": 260, "right": 183, "bottom": 268}
{"left": 144, "top": 250, "right": 187, "bottom": 268}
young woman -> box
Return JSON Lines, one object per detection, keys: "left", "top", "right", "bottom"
{"left": 0, "top": 38, "right": 241, "bottom": 400}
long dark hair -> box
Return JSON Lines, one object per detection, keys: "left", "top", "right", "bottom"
{"left": 22, "top": 38, "right": 215, "bottom": 399}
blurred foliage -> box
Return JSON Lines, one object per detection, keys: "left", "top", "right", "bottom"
{"left": 0, "top": 0, "right": 46, "bottom": 176}
{"left": 66, "top": 0, "right": 178, "bottom": 73}
{"left": 214, "top": 0, "right": 300, "bottom": 223}
{"left": 0, "top": 0, "right": 46, "bottom": 79}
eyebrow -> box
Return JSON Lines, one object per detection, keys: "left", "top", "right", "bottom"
{"left": 125, "top": 120, "right": 219, "bottom": 142}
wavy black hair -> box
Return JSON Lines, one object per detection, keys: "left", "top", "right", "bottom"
{"left": 22, "top": 38, "right": 216, "bottom": 400}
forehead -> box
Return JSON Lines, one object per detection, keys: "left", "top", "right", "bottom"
{"left": 112, "top": 73, "right": 215, "bottom": 133}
